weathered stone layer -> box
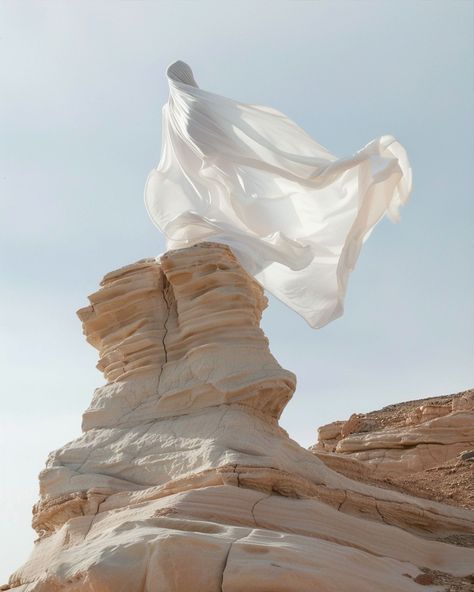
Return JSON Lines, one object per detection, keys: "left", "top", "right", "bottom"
{"left": 6, "top": 244, "right": 474, "bottom": 592}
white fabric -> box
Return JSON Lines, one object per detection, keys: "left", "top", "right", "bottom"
{"left": 145, "top": 61, "right": 412, "bottom": 328}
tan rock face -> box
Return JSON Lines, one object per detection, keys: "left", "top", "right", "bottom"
{"left": 76, "top": 243, "right": 295, "bottom": 429}
{"left": 5, "top": 243, "right": 474, "bottom": 592}
{"left": 313, "top": 390, "right": 474, "bottom": 508}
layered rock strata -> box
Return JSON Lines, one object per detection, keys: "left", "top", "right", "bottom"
{"left": 5, "top": 243, "right": 474, "bottom": 591}
{"left": 312, "top": 391, "right": 474, "bottom": 508}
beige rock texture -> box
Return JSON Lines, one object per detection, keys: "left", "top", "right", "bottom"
{"left": 4, "top": 243, "right": 474, "bottom": 591}
{"left": 313, "top": 390, "right": 474, "bottom": 509}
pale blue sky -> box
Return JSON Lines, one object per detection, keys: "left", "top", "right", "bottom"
{"left": 1, "top": 0, "right": 473, "bottom": 582}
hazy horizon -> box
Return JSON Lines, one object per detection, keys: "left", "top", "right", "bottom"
{"left": 1, "top": 0, "right": 473, "bottom": 583}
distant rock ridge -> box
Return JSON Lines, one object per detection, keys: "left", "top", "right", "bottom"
{"left": 312, "top": 389, "right": 474, "bottom": 509}
{"left": 5, "top": 243, "right": 474, "bottom": 591}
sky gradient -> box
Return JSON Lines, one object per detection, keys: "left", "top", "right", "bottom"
{"left": 1, "top": 0, "right": 473, "bottom": 582}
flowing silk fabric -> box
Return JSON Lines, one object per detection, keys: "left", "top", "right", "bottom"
{"left": 145, "top": 61, "right": 412, "bottom": 328}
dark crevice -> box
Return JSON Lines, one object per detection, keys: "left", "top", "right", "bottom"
{"left": 161, "top": 274, "right": 171, "bottom": 367}
{"left": 337, "top": 489, "right": 347, "bottom": 511}
{"left": 250, "top": 494, "right": 270, "bottom": 526}
{"left": 219, "top": 531, "right": 250, "bottom": 592}
{"left": 219, "top": 543, "right": 233, "bottom": 592}
{"left": 123, "top": 268, "right": 171, "bottom": 422}
{"left": 155, "top": 271, "right": 171, "bottom": 420}
{"left": 82, "top": 498, "right": 106, "bottom": 541}
{"left": 374, "top": 500, "right": 390, "bottom": 525}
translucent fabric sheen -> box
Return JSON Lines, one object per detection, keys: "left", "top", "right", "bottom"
{"left": 145, "top": 61, "right": 412, "bottom": 328}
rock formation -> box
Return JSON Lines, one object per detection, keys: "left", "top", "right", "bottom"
{"left": 312, "top": 390, "right": 474, "bottom": 509}
{"left": 4, "top": 243, "right": 474, "bottom": 591}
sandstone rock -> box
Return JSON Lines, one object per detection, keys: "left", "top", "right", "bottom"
{"left": 419, "top": 403, "right": 451, "bottom": 422}
{"left": 313, "top": 389, "right": 474, "bottom": 508}
{"left": 5, "top": 243, "right": 474, "bottom": 591}
{"left": 414, "top": 573, "right": 434, "bottom": 585}
{"left": 404, "top": 401, "right": 452, "bottom": 427}
{"left": 315, "top": 420, "right": 344, "bottom": 452}
{"left": 453, "top": 391, "right": 474, "bottom": 412}
{"left": 340, "top": 413, "right": 364, "bottom": 437}
{"left": 317, "top": 420, "right": 344, "bottom": 441}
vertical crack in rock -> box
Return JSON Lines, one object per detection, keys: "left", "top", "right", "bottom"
{"left": 374, "top": 500, "right": 390, "bottom": 525}
{"left": 155, "top": 269, "right": 171, "bottom": 400}
{"left": 234, "top": 465, "right": 241, "bottom": 488}
{"left": 337, "top": 489, "right": 347, "bottom": 511}
{"left": 250, "top": 494, "right": 270, "bottom": 526}
{"left": 219, "top": 531, "right": 252, "bottom": 592}
{"left": 82, "top": 497, "right": 106, "bottom": 542}
{"left": 160, "top": 272, "right": 171, "bottom": 367}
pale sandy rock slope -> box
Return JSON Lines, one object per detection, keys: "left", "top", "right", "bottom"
{"left": 4, "top": 243, "right": 474, "bottom": 591}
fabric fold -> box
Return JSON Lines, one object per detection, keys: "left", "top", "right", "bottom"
{"left": 145, "top": 60, "right": 412, "bottom": 328}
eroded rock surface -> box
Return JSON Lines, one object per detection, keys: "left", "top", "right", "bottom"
{"left": 313, "top": 390, "right": 474, "bottom": 509}
{"left": 5, "top": 243, "right": 474, "bottom": 592}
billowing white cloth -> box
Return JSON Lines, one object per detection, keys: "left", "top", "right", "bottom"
{"left": 145, "top": 61, "right": 412, "bottom": 328}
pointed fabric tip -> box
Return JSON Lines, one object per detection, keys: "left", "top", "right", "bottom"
{"left": 166, "top": 61, "right": 198, "bottom": 87}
